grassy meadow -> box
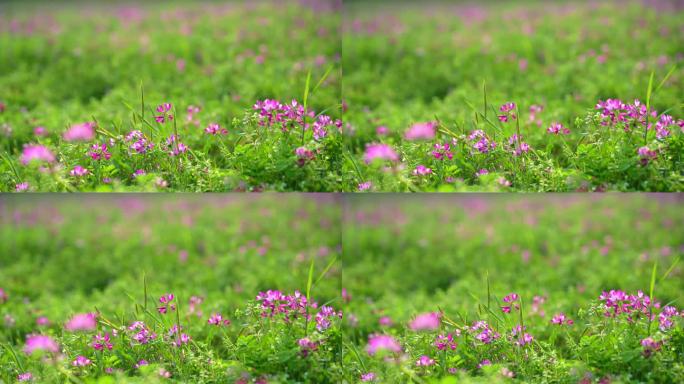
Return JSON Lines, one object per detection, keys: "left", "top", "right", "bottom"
{"left": 342, "top": 0, "right": 684, "bottom": 191}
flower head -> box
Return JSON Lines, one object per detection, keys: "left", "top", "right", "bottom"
{"left": 69, "top": 165, "right": 90, "bottom": 177}
{"left": 363, "top": 143, "right": 399, "bottom": 164}
{"left": 416, "top": 355, "right": 435, "bottom": 367}
{"left": 404, "top": 122, "right": 436, "bottom": 141}
{"left": 20, "top": 144, "right": 56, "bottom": 165}
{"left": 63, "top": 122, "right": 95, "bottom": 142}
{"left": 366, "top": 334, "right": 401, "bottom": 355}
{"left": 72, "top": 355, "right": 92, "bottom": 367}
{"left": 23, "top": 335, "right": 59, "bottom": 355}
{"left": 65, "top": 313, "right": 97, "bottom": 332}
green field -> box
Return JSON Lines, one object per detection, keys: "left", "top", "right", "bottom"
{"left": 341, "top": 194, "right": 684, "bottom": 382}
{"left": 0, "top": 1, "right": 342, "bottom": 191}
{"left": 1, "top": 195, "right": 682, "bottom": 383}
{"left": 0, "top": 195, "right": 342, "bottom": 382}
{"left": 341, "top": 1, "right": 684, "bottom": 191}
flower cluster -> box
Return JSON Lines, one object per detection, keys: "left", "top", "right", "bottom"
{"left": 298, "top": 337, "right": 318, "bottom": 357}
{"left": 315, "top": 305, "right": 341, "bottom": 331}
{"left": 468, "top": 130, "right": 496, "bottom": 154}
{"left": 470, "top": 321, "right": 500, "bottom": 344}
{"left": 88, "top": 143, "right": 112, "bottom": 160}
{"left": 501, "top": 293, "right": 520, "bottom": 313}
{"left": 92, "top": 332, "right": 113, "bottom": 351}
{"left": 255, "top": 290, "right": 308, "bottom": 320}
{"left": 125, "top": 130, "right": 154, "bottom": 154}
{"left": 205, "top": 123, "right": 228, "bottom": 135}
{"left": 550, "top": 312, "right": 574, "bottom": 326}
{"left": 595, "top": 98, "right": 683, "bottom": 136}
{"left": 252, "top": 99, "right": 341, "bottom": 141}
{"left": 208, "top": 312, "right": 231, "bottom": 326}
{"left": 128, "top": 321, "right": 157, "bottom": 344}
{"left": 162, "top": 135, "right": 188, "bottom": 157}
{"left": 157, "top": 293, "right": 176, "bottom": 314}
{"left": 434, "top": 332, "right": 459, "bottom": 351}
{"left": 432, "top": 142, "right": 454, "bottom": 160}
{"left": 547, "top": 122, "right": 570, "bottom": 135}
{"left": 510, "top": 325, "right": 534, "bottom": 347}
{"left": 498, "top": 102, "right": 517, "bottom": 123}
{"left": 155, "top": 103, "right": 173, "bottom": 124}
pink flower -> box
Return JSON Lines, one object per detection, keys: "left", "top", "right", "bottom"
{"left": 158, "top": 293, "right": 175, "bottom": 314}
{"left": 376, "top": 126, "right": 388, "bottom": 135}
{"left": 208, "top": 313, "right": 230, "bottom": 326}
{"left": 65, "top": 313, "right": 97, "bottom": 332}
{"left": 547, "top": 122, "right": 570, "bottom": 135}
{"left": 378, "top": 316, "right": 393, "bottom": 326}
{"left": 128, "top": 321, "right": 156, "bottom": 344}
{"left": 416, "top": 355, "right": 435, "bottom": 366}
{"left": 501, "top": 293, "right": 520, "bottom": 313}
{"left": 72, "top": 355, "right": 92, "bottom": 367}
{"left": 34, "top": 126, "right": 47, "bottom": 136}
{"left": 20, "top": 144, "right": 55, "bottom": 165}
{"left": 551, "top": 313, "right": 573, "bottom": 326}
{"left": 18, "top": 372, "right": 33, "bottom": 382}
{"left": 358, "top": 181, "right": 372, "bottom": 191}
{"left": 135, "top": 360, "right": 149, "bottom": 369}
{"left": 412, "top": 164, "right": 432, "bottom": 176}
{"left": 92, "top": 333, "right": 113, "bottom": 351}
{"left": 363, "top": 143, "right": 399, "bottom": 164}
{"left": 434, "top": 332, "right": 458, "bottom": 350}
{"left": 409, "top": 312, "right": 440, "bottom": 331}
{"left": 63, "top": 122, "right": 95, "bottom": 142}
{"left": 69, "top": 165, "right": 89, "bottom": 177}
{"left": 15, "top": 182, "right": 29, "bottom": 192}
{"left": 89, "top": 143, "right": 111, "bottom": 161}
{"left": 476, "top": 169, "right": 489, "bottom": 177}
{"left": 295, "top": 146, "right": 315, "bottom": 165}
{"left": 155, "top": 103, "right": 173, "bottom": 123}
{"left": 0, "top": 288, "right": 7, "bottom": 303}
{"left": 361, "top": 372, "right": 376, "bottom": 382}
{"left": 404, "top": 122, "right": 436, "bottom": 141}
{"left": 205, "top": 123, "right": 227, "bottom": 135}
{"left": 641, "top": 337, "right": 662, "bottom": 357}
{"left": 298, "top": 337, "right": 318, "bottom": 356}
{"left": 36, "top": 316, "right": 50, "bottom": 326}
{"left": 498, "top": 103, "right": 517, "bottom": 122}
{"left": 638, "top": 146, "right": 657, "bottom": 165}
{"left": 366, "top": 334, "right": 401, "bottom": 355}
{"left": 23, "top": 335, "right": 59, "bottom": 354}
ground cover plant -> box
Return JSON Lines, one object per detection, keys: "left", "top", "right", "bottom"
{"left": 0, "top": 195, "right": 342, "bottom": 383}
{"left": 341, "top": 194, "right": 684, "bottom": 383}
{"left": 342, "top": 0, "right": 684, "bottom": 191}
{"left": 0, "top": 0, "right": 342, "bottom": 191}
